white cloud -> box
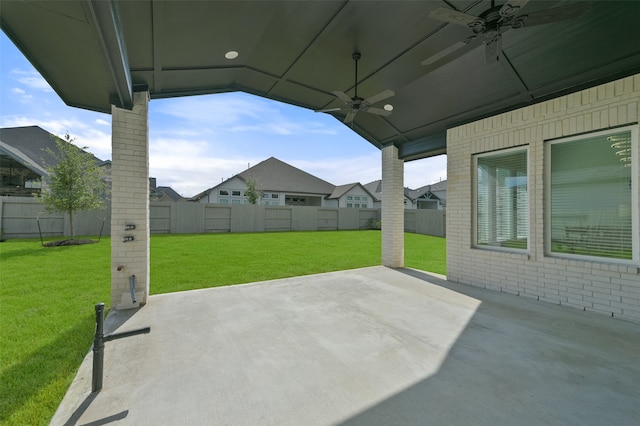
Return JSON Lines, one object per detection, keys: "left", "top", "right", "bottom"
{"left": 293, "top": 154, "right": 447, "bottom": 189}
{"left": 95, "top": 118, "right": 110, "bottom": 126}
{"left": 0, "top": 116, "right": 112, "bottom": 160}
{"left": 11, "top": 69, "right": 53, "bottom": 92}
{"left": 404, "top": 156, "right": 447, "bottom": 189}
{"left": 154, "top": 93, "right": 338, "bottom": 137}
{"left": 11, "top": 87, "right": 25, "bottom": 94}
{"left": 293, "top": 154, "right": 381, "bottom": 185}
{"left": 149, "top": 137, "right": 263, "bottom": 196}
{"left": 145, "top": 133, "right": 447, "bottom": 197}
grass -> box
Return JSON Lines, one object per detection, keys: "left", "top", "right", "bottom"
{"left": 0, "top": 230, "right": 445, "bottom": 425}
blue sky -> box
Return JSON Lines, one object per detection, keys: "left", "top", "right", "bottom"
{"left": 0, "top": 32, "right": 446, "bottom": 198}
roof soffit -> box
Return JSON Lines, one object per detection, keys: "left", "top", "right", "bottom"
{"left": 2, "top": 1, "right": 640, "bottom": 160}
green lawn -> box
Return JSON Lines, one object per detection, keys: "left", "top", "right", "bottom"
{"left": 0, "top": 231, "right": 445, "bottom": 425}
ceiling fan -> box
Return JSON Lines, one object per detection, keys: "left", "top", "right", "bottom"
{"left": 316, "top": 52, "right": 395, "bottom": 124}
{"left": 422, "top": 0, "right": 591, "bottom": 68}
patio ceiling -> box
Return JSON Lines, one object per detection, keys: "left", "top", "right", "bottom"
{"left": 2, "top": 1, "right": 640, "bottom": 160}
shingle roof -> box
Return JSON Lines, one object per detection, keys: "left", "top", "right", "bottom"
{"left": 328, "top": 183, "right": 358, "bottom": 199}
{"left": 0, "top": 126, "right": 104, "bottom": 174}
{"left": 156, "top": 186, "right": 184, "bottom": 202}
{"left": 191, "top": 157, "right": 337, "bottom": 201}
{"left": 408, "top": 180, "right": 447, "bottom": 202}
{"left": 238, "top": 157, "right": 336, "bottom": 194}
{"left": 363, "top": 180, "right": 414, "bottom": 202}
{"left": 363, "top": 180, "right": 382, "bottom": 199}
{"left": 327, "top": 183, "right": 377, "bottom": 201}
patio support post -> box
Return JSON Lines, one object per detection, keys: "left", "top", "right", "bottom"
{"left": 381, "top": 143, "right": 404, "bottom": 267}
{"left": 110, "top": 90, "right": 150, "bottom": 309}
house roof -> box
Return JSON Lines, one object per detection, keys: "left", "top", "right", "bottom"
{"left": 327, "top": 183, "right": 376, "bottom": 201}
{"left": 364, "top": 180, "right": 416, "bottom": 203}
{"left": 407, "top": 180, "right": 448, "bottom": 202}
{"left": 3, "top": 1, "right": 639, "bottom": 161}
{"left": 192, "top": 157, "right": 335, "bottom": 200}
{"left": 0, "top": 126, "right": 62, "bottom": 176}
{"left": 156, "top": 186, "right": 184, "bottom": 202}
{"left": 239, "top": 157, "right": 335, "bottom": 194}
{"left": 0, "top": 125, "right": 104, "bottom": 175}
{"left": 363, "top": 180, "right": 383, "bottom": 202}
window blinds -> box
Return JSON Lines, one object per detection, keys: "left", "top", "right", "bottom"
{"left": 550, "top": 130, "right": 633, "bottom": 260}
{"left": 476, "top": 149, "right": 528, "bottom": 249}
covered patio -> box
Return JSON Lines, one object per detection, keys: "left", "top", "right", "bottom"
{"left": 2, "top": 2, "right": 639, "bottom": 423}
{"left": 51, "top": 267, "right": 640, "bottom": 425}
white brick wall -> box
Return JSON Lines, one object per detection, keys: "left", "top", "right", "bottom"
{"left": 382, "top": 144, "right": 404, "bottom": 267}
{"left": 447, "top": 74, "right": 640, "bottom": 322}
{"left": 111, "top": 91, "right": 150, "bottom": 310}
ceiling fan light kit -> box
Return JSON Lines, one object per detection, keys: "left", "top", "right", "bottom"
{"left": 316, "top": 51, "right": 395, "bottom": 124}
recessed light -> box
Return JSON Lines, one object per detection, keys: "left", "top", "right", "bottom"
{"left": 384, "top": 104, "right": 393, "bottom": 111}
{"left": 225, "top": 50, "right": 239, "bottom": 60}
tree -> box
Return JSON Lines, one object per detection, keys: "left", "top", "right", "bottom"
{"left": 245, "top": 177, "right": 261, "bottom": 204}
{"left": 39, "top": 133, "right": 107, "bottom": 240}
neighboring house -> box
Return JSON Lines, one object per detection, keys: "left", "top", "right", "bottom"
{"left": 149, "top": 178, "right": 184, "bottom": 202}
{"left": 363, "top": 179, "right": 446, "bottom": 210}
{"left": 0, "top": 126, "right": 183, "bottom": 202}
{"left": 192, "top": 157, "right": 336, "bottom": 206}
{"left": 406, "top": 180, "right": 447, "bottom": 210}
{"left": 326, "top": 183, "right": 376, "bottom": 208}
{"left": 193, "top": 157, "right": 441, "bottom": 209}
{"left": 0, "top": 125, "right": 106, "bottom": 197}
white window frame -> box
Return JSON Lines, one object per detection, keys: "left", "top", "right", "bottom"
{"left": 473, "top": 145, "right": 530, "bottom": 252}
{"left": 545, "top": 125, "right": 639, "bottom": 264}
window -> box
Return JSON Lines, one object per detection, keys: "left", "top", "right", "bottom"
{"left": 475, "top": 147, "right": 528, "bottom": 250}
{"left": 262, "top": 193, "right": 270, "bottom": 199}
{"left": 231, "top": 190, "right": 241, "bottom": 197}
{"left": 219, "top": 198, "right": 229, "bottom": 205}
{"left": 362, "top": 196, "right": 367, "bottom": 201}
{"left": 347, "top": 195, "right": 353, "bottom": 201}
{"left": 354, "top": 196, "right": 360, "bottom": 201}
{"left": 347, "top": 203, "right": 352, "bottom": 208}
{"left": 219, "top": 189, "right": 229, "bottom": 196}
{"left": 271, "top": 194, "right": 279, "bottom": 199}
{"left": 547, "top": 126, "right": 638, "bottom": 262}
{"left": 25, "top": 179, "right": 41, "bottom": 189}
{"left": 231, "top": 199, "right": 241, "bottom": 205}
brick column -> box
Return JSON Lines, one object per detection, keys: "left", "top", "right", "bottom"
{"left": 381, "top": 144, "right": 404, "bottom": 267}
{"left": 110, "top": 90, "right": 150, "bottom": 309}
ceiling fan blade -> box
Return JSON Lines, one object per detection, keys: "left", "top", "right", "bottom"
{"left": 421, "top": 35, "right": 483, "bottom": 71}
{"left": 364, "top": 107, "right": 392, "bottom": 117}
{"left": 363, "top": 89, "right": 394, "bottom": 106}
{"left": 332, "top": 90, "right": 353, "bottom": 104}
{"left": 315, "top": 107, "right": 343, "bottom": 113}
{"left": 499, "top": 0, "right": 530, "bottom": 18}
{"left": 344, "top": 110, "right": 357, "bottom": 124}
{"left": 429, "top": 7, "right": 480, "bottom": 27}
{"left": 512, "top": 2, "right": 591, "bottom": 28}
{"left": 422, "top": 39, "right": 469, "bottom": 66}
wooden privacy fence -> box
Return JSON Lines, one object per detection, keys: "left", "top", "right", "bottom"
{"left": 0, "top": 196, "right": 445, "bottom": 239}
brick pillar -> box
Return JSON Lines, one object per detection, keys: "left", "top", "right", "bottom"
{"left": 110, "top": 90, "right": 150, "bottom": 309}
{"left": 382, "top": 144, "right": 404, "bottom": 268}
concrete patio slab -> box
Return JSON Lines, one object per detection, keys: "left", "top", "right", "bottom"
{"left": 51, "top": 266, "right": 640, "bottom": 426}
